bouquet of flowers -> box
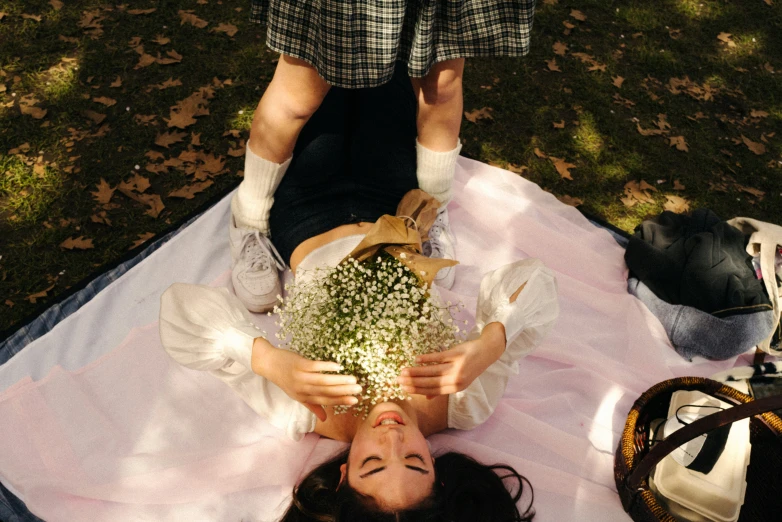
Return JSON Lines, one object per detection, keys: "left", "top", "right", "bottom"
{"left": 274, "top": 250, "right": 463, "bottom": 416}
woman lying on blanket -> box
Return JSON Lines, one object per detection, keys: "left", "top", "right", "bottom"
{"left": 159, "top": 63, "right": 559, "bottom": 521}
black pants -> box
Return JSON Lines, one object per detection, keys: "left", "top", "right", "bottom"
{"left": 269, "top": 62, "right": 418, "bottom": 265}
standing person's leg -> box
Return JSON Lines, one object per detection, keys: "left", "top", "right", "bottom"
{"left": 230, "top": 55, "right": 331, "bottom": 312}
{"left": 410, "top": 58, "right": 464, "bottom": 207}
{"left": 232, "top": 55, "right": 331, "bottom": 233}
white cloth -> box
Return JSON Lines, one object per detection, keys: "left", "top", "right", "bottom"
{"left": 1, "top": 157, "right": 771, "bottom": 522}
{"left": 159, "top": 243, "right": 559, "bottom": 439}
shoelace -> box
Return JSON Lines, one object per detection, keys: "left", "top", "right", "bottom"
{"left": 240, "top": 230, "right": 286, "bottom": 273}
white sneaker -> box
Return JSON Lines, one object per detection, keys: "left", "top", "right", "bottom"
{"left": 229, "top": 216, "right": 285, "bottom": 312}
{"left": 422, "top": 207, "right": 456, "bottom": 289}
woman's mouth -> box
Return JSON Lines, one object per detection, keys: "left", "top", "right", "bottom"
{"left": 373, "top": 411, "right": 405, "bottom": 427}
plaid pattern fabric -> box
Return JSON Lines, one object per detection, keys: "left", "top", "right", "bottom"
{"left": 250, "top": 0, "right": 537, "bottom": 88}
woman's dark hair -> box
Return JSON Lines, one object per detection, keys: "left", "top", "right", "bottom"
{"left": 281, "top": 448, "right": 534, "bottom": 522}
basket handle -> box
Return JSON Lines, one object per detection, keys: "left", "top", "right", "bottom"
{"left": 625, "top": 394, "right": 782, "bottom": 492}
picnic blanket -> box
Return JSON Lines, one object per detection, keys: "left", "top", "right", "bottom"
{"left": 0, "top": 157, "right": 768, "bottom": 521}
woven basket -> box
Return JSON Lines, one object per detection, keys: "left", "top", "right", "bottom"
{"left": 614, "top": 377, "right": 782, "bottom": 522}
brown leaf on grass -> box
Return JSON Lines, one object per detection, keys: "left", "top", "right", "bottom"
{"left": 146, "top": 151, "right": 165, "bottom": 161}
{"left": 736, "top": 185, "right": 765, "bottom": 200}
{"left": 199, "top": 153, "right": 226, "bottom": 175}
{"left": 764, "top": 0, "right": 773, "bottom": 6}
{"left": 49, "top": 0, "right": 64, "bottom": 11}
{"left": 119, "top": 173, "right": 151, "bottom": 194}
{"left": 546, "top": 58, "right": 561, "bottom": 72}
{"left": 60, "top": 236, "right": 94, "bottom": 250}
{"left": 636, "top": 123, "right": 666, "bottom": 136}
{"left": 91, "top": 178, "right": 116, "bottom": 205}
{"left": 128, "top": 8, "right": 157, "bottom": 15}
{"left": 91, "top": 210, "right": 112, "bottom": 226}
{"left": 93, "top": 96, "right": 117, "bottom": 107}
{"left": 613, "top": 93, "right": 636, "bottom": 108}
{"left": 153, "top": 77, "right": 183, "bottom": 90}
{"left": 717, "top": 32, "right": 736, "bottom": 48}
{"left": 223, "top": 129, "right": 242, "bottom": 138}
{"left": 687, "top": 111, "right": 707, "bottom": 121}
{"left": 764, "top": 62, "right": 775, "bottom": 73}
{"left": 4, "top": 300, "right": 13, "bottom": 308}
{"left": 668, "top": 29, "right": 683, "bottom": 40}
{"left": 135, "top": 114, "right": 157, "bottom": 126}
{"left": 571, "top": 52, "right": 606, "bottom": 72}
{"left": 22, "top": 14, "right": 42, "bottom": 22}
{"left": 155, "top": 131, "right": 187, "bottom": 148}
{"left": 179, "top": 10, "right": 208, "bottom": 28}
{"left": 130, "top": 232, "right": 155, "bottom": 249}
{"left": 557, "top": 195, "right": 583, "bottom": 207}
{"left": 119, "top": 188, "right": 165, "bottom": 218}
{"left": 749, "top": 109, "right": 768, "bottom": 118}
{"left": 570, "top": 9, "right": 587, "bottom": 21}
{"left": 669, "top": 136, "right": 689, "bottom": 152}
{"left": 533, "top": 148, "right": 548, "bottom": 159}
{"left": 26, "top": 285, "right": 55, "bottom": 303}
{"left": 134, "top": 53, "right": 157, "bottom": 69}
{"left": 623, "top": 180, "right": 657, "bottom": 207}
{"left": 211, "top": 23, "right": 238, "bottom": 37}
{"left": 612, "top": 76, "right": 625, "bottom": 88}
{"left": 549, "top": 156, "right": 576, "bottom": 180}
{"left": 169, "top": 179, "right": 214, "bottom": 199}
{"left": 110, "top": 75, "right": 122, "bottom": 88}
{"left": 552, "top": 120, "right": 565, "bottom": 129}
{"left": 673, "top": 180, "right": 686, "bottom": 191}
{"left": 84, "top": 110, "right": 106, "bottom": 124}
{"left": 741, "top": 135, "right": 766, "bottom": 155}
{"left": 464, "top": 107, "right": 493, "bottom": 123}
{"left": 664, "top": 195, "right": 690, "bottom": 213}
{"left": 8, "top": 143, "right": 31, "bottom": 155}
{"left": 19, "top": 95, "right": 47, "bottom": 119}
{"left": 191, "top": 132, "right": 202, "bottom": 146}
{"left": 552, "top": 41, "right": 568, "bottom": 56}
{"left": 156, "top": 49, "right": 183, "bottom": 65}
{"left": 507, "top": 164, "right": 528, "bottom": 174}
{"left": 656, "top": 114, "right": 671, "bottom": 131}
{"left": 153, "top": 34, "right": 171, "bottom": 45}
{"left": 228, "top": 139, "right": 246, "bottom": 156}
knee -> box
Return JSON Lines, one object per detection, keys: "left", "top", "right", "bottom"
{"left": 419, "top": 68, "right": 463, "bottom": 107}
{"left": 275, "top": 88, "right": 326, "bottom": 122}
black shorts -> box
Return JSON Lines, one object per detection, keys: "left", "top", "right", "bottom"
{"left": 269, "top": 62, "right": 418, "bottom": 265}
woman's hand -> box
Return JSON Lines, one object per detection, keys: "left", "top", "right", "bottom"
{"left": 251, "top": 338, "right": 362, "bottom": 421}
{"left": 396, "top": 322, "right": 506, "bottom": 398}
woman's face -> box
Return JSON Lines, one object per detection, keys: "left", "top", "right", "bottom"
{"left": 341, "top": 402, "right": 435, "bottom": 510}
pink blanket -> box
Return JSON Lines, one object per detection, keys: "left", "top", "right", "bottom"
{"left": 0, "top": 158, "right": 761, "bottom": 521}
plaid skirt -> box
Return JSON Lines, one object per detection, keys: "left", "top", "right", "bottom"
{"left": 249, "top": 0, "right": 536, "bottom": 88}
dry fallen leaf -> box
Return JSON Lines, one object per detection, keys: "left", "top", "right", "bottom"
{"left": 546, "top": 58, "right": 561, "bottom": 72}
{"left": 612, "top": 76, "right": 625, "bottom": 88}
{"left": 84, "top": 110, "right": 106, "bottom": 124}
{"left": 60, "top": 236, "right": 95, "bottom": 250}
{"left": 211, "top": 23, "right": 238, "bottom": 37}
{"left": 533, "top": 147, "right": 548, "bottom": 159}
{"left": 93, "top": 96, "right": 117, "bottom": 107}
{"left": 557, "top": 195, "right": 583, "bottom": 207}
{"left": 750, "top": 109, "right": 769, "bottom": 118}
{"left": 128, "top": 8, "right": 157, "bottom": 15}
{"left": 110, "top": 76, "right": 122, "bottom": 88}
{"left": 507, "top": 164, "right": 528, "bottom": 174}
{"left": 91, "top": 211, "right": 112, "bottom": 226}
{"left": 549, "top": 156, "right": 576, "bottom": 180}
{"left": 191, "top": 132, "right": 202, "bottom": 146}
{"left": 669, "top": 136, "right": 689, "bottom": 152}
{"left": 664, "top": 195, "right": 690, "bottom": 214}
{"left": 741, "top": 135, "right": 766, "bottom": 155}
{"left": 553, "top": 41, "right": 568, "bottom": 56}
{"left": 130, "top": 232, "right": 156, "bottom": 249}
{"left": 464, "top": 107, "right": 493, "bottom": 123}
{"left": 155, "top": 131, "right": 187, "bottom": 148}
{"left": 21, "top": 13, "right": 42, "bottom": 22}
{"left": 8, "top": 142, "right": 31, "bottom": 155}
{"left": 179, "top": 10, "right": 208, "bottom": 28}
{"left": 552, "top": 120, "right": 565, "bottom": 129}
{"left": 4, "top": 300, "right": 13, "bottom": 308}
{"left": 119, "top": 189, "right": 165, "bottom": 218}
{"left": 570, "top": 9, "right": 587, "bottom": 21}
{"left": 49, "top": 0, "right": 64, "bottom": 11}
{"left": 673, "top": 179, "right": 686, "bottom": 191}
{"left": 736, "top": 184, "right": 765, "bottom": 199}
{"left": 636, "top": 123, "right": 667, "bottom": 137}
{"left": 26, "top": 284, "right": 55, "bottom": 303}
{"left": 153, "top": 34, "right": 171, "bottom": 45}
{"left": 91, "top": 178, "right": 116, "bottom": 204}
{"left": 623, "top": 180, "right": 657, "bottom": 206}
{"left": 168, "top": 179, "right": 214, "bottom": 199}
{"left": 228, "top": 139, "right": 246, "bottom": 157}
{"left": 717, "top": 32, "right": 736, "bottom": 48}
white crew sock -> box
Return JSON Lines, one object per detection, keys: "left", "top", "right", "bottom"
{"left": 415, "top": 138, "right": 462, "bottom": 206}
{"left": 231, "top": 144, "right": 291, "bottom": 234}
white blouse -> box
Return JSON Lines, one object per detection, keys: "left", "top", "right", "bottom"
{"left": 159, "top": 236, "right": 559, "bottom": 440}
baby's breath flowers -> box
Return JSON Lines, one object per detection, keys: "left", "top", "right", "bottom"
{"left": 274, "top": 251, "right": 464, "bottom": 417}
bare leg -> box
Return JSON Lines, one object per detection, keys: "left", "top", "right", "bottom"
{"left": 248, "top": 54, "right": 331, "bottom": 162}
{"left": 410, "top": 58, "right": 465, "bottom": 152}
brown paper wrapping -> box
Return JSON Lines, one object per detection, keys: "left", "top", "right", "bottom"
{"left": 342, "top": 190, "right": 458, "bottom": 287}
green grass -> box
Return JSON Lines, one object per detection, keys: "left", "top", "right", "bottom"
{"left": 1, "top": 0, "right": 782, "bottom": 334}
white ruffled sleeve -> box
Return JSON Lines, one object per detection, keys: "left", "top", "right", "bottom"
{"left": 448, "top": 259, "right": 559, "bottom": 430}
{"left": 159, "top": 283, "right": 316, "bottom": 440}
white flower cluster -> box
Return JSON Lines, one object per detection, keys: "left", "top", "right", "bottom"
{"left": 274, "top": 251, "right": 463, "bottom": 417}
